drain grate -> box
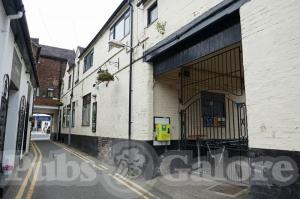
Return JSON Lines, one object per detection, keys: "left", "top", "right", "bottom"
{"left": 208, "top": 183, "right": 248, "bottom": 196}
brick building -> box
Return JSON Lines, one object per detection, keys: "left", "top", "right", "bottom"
{"left": 32, "top": 40, "right": 75, "bottom": 136}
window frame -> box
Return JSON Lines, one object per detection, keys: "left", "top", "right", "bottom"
{"left": 75, "top": 61, "right": 80, "bottom": 83}
{"left": 62, "top": 106, "right": 66, "bottom": 128}
{"left": 47, "top": 88, "right": 54, "bottom": 98}
{"left": 109, "top": 10, "right": 131, "bottom": 42}
{"left": 82, "top": 93, "right": 91, "bottom": 126}
{"left": 147, "top": 2, "right": 158, "bottom": 26}
{"left": 71, "top": 101, "right": 75, "bottom": 128}
{"left": 68, "top": 75, "right": 72, "bottom": 89}
{"left": 92, "top": 102, "right": 97, "bottom": 133}
{"left": 66, "top": 104, "right": 71, "bottom": 128}
{"left": 83, "top": 50, "right": 94, "bottom": 73}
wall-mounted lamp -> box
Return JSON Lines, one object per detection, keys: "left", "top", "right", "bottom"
{"left": 108, "top": 40, "right": 132, "bottom": 49}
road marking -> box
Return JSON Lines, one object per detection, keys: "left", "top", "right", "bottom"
{"left": 26, "top": 142, "right": 42, "bottom": 199}
{"left": 52, "top": 142, "right": 107, "bottom": 170}
{"left": 110, "top": 174, "right": 150, "bottom": 199}
{"left": 15, "top": 144, "right": 38, "bottom": 199}
{"left": 52, "top": 141, "right": 159, "bottom": 199}
{"left": 114, "top": 174, "right": 159, "bottom": 199}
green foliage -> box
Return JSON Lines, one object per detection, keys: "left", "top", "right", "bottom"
{"left": 156, "top": 21, "right": 167, "bottom": 35}
{"left": 97, "top": 70, "right": 114, "bottom": 83}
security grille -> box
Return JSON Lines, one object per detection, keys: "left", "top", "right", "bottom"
{"left": 0, "top": 74, "right": 10, "bottom": 171}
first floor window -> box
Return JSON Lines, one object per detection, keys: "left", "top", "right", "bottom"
{"left": 62, "top": 107, "right": 66, "bottom": 128}
{"left": 110, "top": 11, "right": 130, "bottom": 41}
{"left": 47, "top": 88, "right": 54, "bottom": 98}
{"left": 68, "top": 75, "right": 72, "bottom": 89}
{"left": 84, "top": 50, "right": 94, "bottom": 72}
{"left": 66, "top": 104, "right": 71, "bottom": 127}
{"left": 82, "top": 93, "right": 91, "bottom": 126}
{"left": 148, "top": 2, "right": 158, "bottom": 25}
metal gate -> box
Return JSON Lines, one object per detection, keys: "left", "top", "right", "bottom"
{"left": 179, "top": 45, "right": 249, "bottom": 184}
{"left": 0, "top": 74, "right": 10, "bottom": 170}
{"left": 16, "top": 96, "right": 26, "bottom": 160}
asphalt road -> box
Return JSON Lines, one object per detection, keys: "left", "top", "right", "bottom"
{"left": 4, "top": 141, "right": 151, "bottom": 199}
{"left": 3, "top": 141, "right": 250, "bottom": 199}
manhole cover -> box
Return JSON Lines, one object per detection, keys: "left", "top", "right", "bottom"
{"left": 208, "top": 183, "right": 248, "bottom": 196}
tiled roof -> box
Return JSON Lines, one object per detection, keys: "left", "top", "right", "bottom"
{"left": 40, "top": 45, "right": 76, "bottom": 66}
{"left": 77, "top": 46, "right": 85, "bottom": 54}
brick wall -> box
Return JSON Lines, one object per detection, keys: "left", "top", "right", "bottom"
{"left": 36, "top": 57, "right": 67, "bottom": 99}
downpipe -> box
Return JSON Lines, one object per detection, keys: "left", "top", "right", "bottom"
{"left": 128, "top": 0, "right": 133, "bottom": 141}
{"left": 0, "top": 11, "right": 23, "bottom": 74}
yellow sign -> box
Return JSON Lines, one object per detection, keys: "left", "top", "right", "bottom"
{"left": 155, "top": 124, "right": 171, "bottom": 141}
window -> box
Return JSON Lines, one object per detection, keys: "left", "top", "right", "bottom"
{"left": 148, "top": 2, "right": 158, "bottom": 25}
{"left": 84, "top": 50, "right": 94, "bottom": 73}
{"left": 76, "top": 61, "right": 80, "bottom": 83}
{"left": 68, "top": 75, "right": 72, "bottom": 89}
{"left": 110, "top": 11, "right": 130, "bottom": 41}
{"left": 62, "top": 107, "right": 66, "bottom": 128}
{"left": 71, "top": 101, "right": 75, "bottom": 127}
{"left": 201, "top": 92, "right": 226, "bottom": 127}
{"left": 92, "top": 102, "right": 97, "bottom": 133}
{"left": 82, "top": 93, "right": 91, "bottom": 126}
{"left": 47, "top": 88, "right": 54, "bottom": 98}
{"left": 66, "top": 104, "right": 71, "bottom": 127}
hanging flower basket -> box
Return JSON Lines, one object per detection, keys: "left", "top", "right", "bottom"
{"left": 97, "top": 70, "right": 115, "bottom": 83}
{"left": 57, "top": 102, "right": 64, "bottom": 106}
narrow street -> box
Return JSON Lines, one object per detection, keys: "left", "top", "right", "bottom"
{"left": 4, "top": 141, "right": 159, "bottom": 199}
{"left": 3, "top": 141, "right": 250, "bottom": 199}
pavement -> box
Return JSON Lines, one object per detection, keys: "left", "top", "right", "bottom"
{"left": 2, "top": 141, "right": 250, "bottom": 199}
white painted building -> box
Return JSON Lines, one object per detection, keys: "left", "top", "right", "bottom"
{"left": 0, "top": 0, "right": 38, "bottom": 180}
{"left": 60, "top": 0, "right": 300, "bottom": 197}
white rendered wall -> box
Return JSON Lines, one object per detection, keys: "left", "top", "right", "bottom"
{"left": 240, "top": 0, "right": 300, "bottom": 151}
{"left": 3, "top": 45, "right": 33, "bottom": 168}
{"left": 60, "top": 0, "right": 235, "bottom": 141}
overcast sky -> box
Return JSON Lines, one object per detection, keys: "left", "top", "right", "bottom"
{"left": 23, "top": 0, "right": 123, "bottom": 50}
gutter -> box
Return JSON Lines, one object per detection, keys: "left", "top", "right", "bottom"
{"left": 20, "top": 14, "right": 40, "bottom": 87}
{"left": 0, "top": 11, "right": 23, "bottom": 78}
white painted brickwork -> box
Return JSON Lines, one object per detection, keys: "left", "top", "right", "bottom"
{"left": 240, "top": 0, "right": 300, "bottom": 151}
{"left": 61, "top": 0, "right": 222, "bottom": 141}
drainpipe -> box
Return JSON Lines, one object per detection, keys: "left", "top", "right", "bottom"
{"left": 128, "top": 0, "right": 133, "bottom": 141}
{"left": 0, "top": 11, "right": 23, "bottom": 79}
{"left": 68, "top": 65, "right": 75, "bottom": 145}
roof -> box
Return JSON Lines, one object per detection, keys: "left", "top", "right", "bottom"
{"left": 77, "top": 46, "right": 85, "bottom": 54}
{"left": 79, "top": 0, "right": 128, "bottom": 58}
{"left": 40, "top": 45, "right": 76, "bottom": 66}
{"left": 2, "top": 0, "right": 39, "bottom": 87}
{"left": 144, "top": 0, "right": 249, "bottom": 62}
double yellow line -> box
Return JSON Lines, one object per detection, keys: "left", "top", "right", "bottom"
{"left": 15, "top": 142, "right": 42, "bottom": 199}
{"left": 53, "top": 142, "right": 159, "bottom": 199}
{"left": 53, "top": 142, "right": 107, "bottom": 170}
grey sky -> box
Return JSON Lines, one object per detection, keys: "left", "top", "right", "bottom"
{"left": 23, "top": 0, "right": 123, "bottom": 50}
